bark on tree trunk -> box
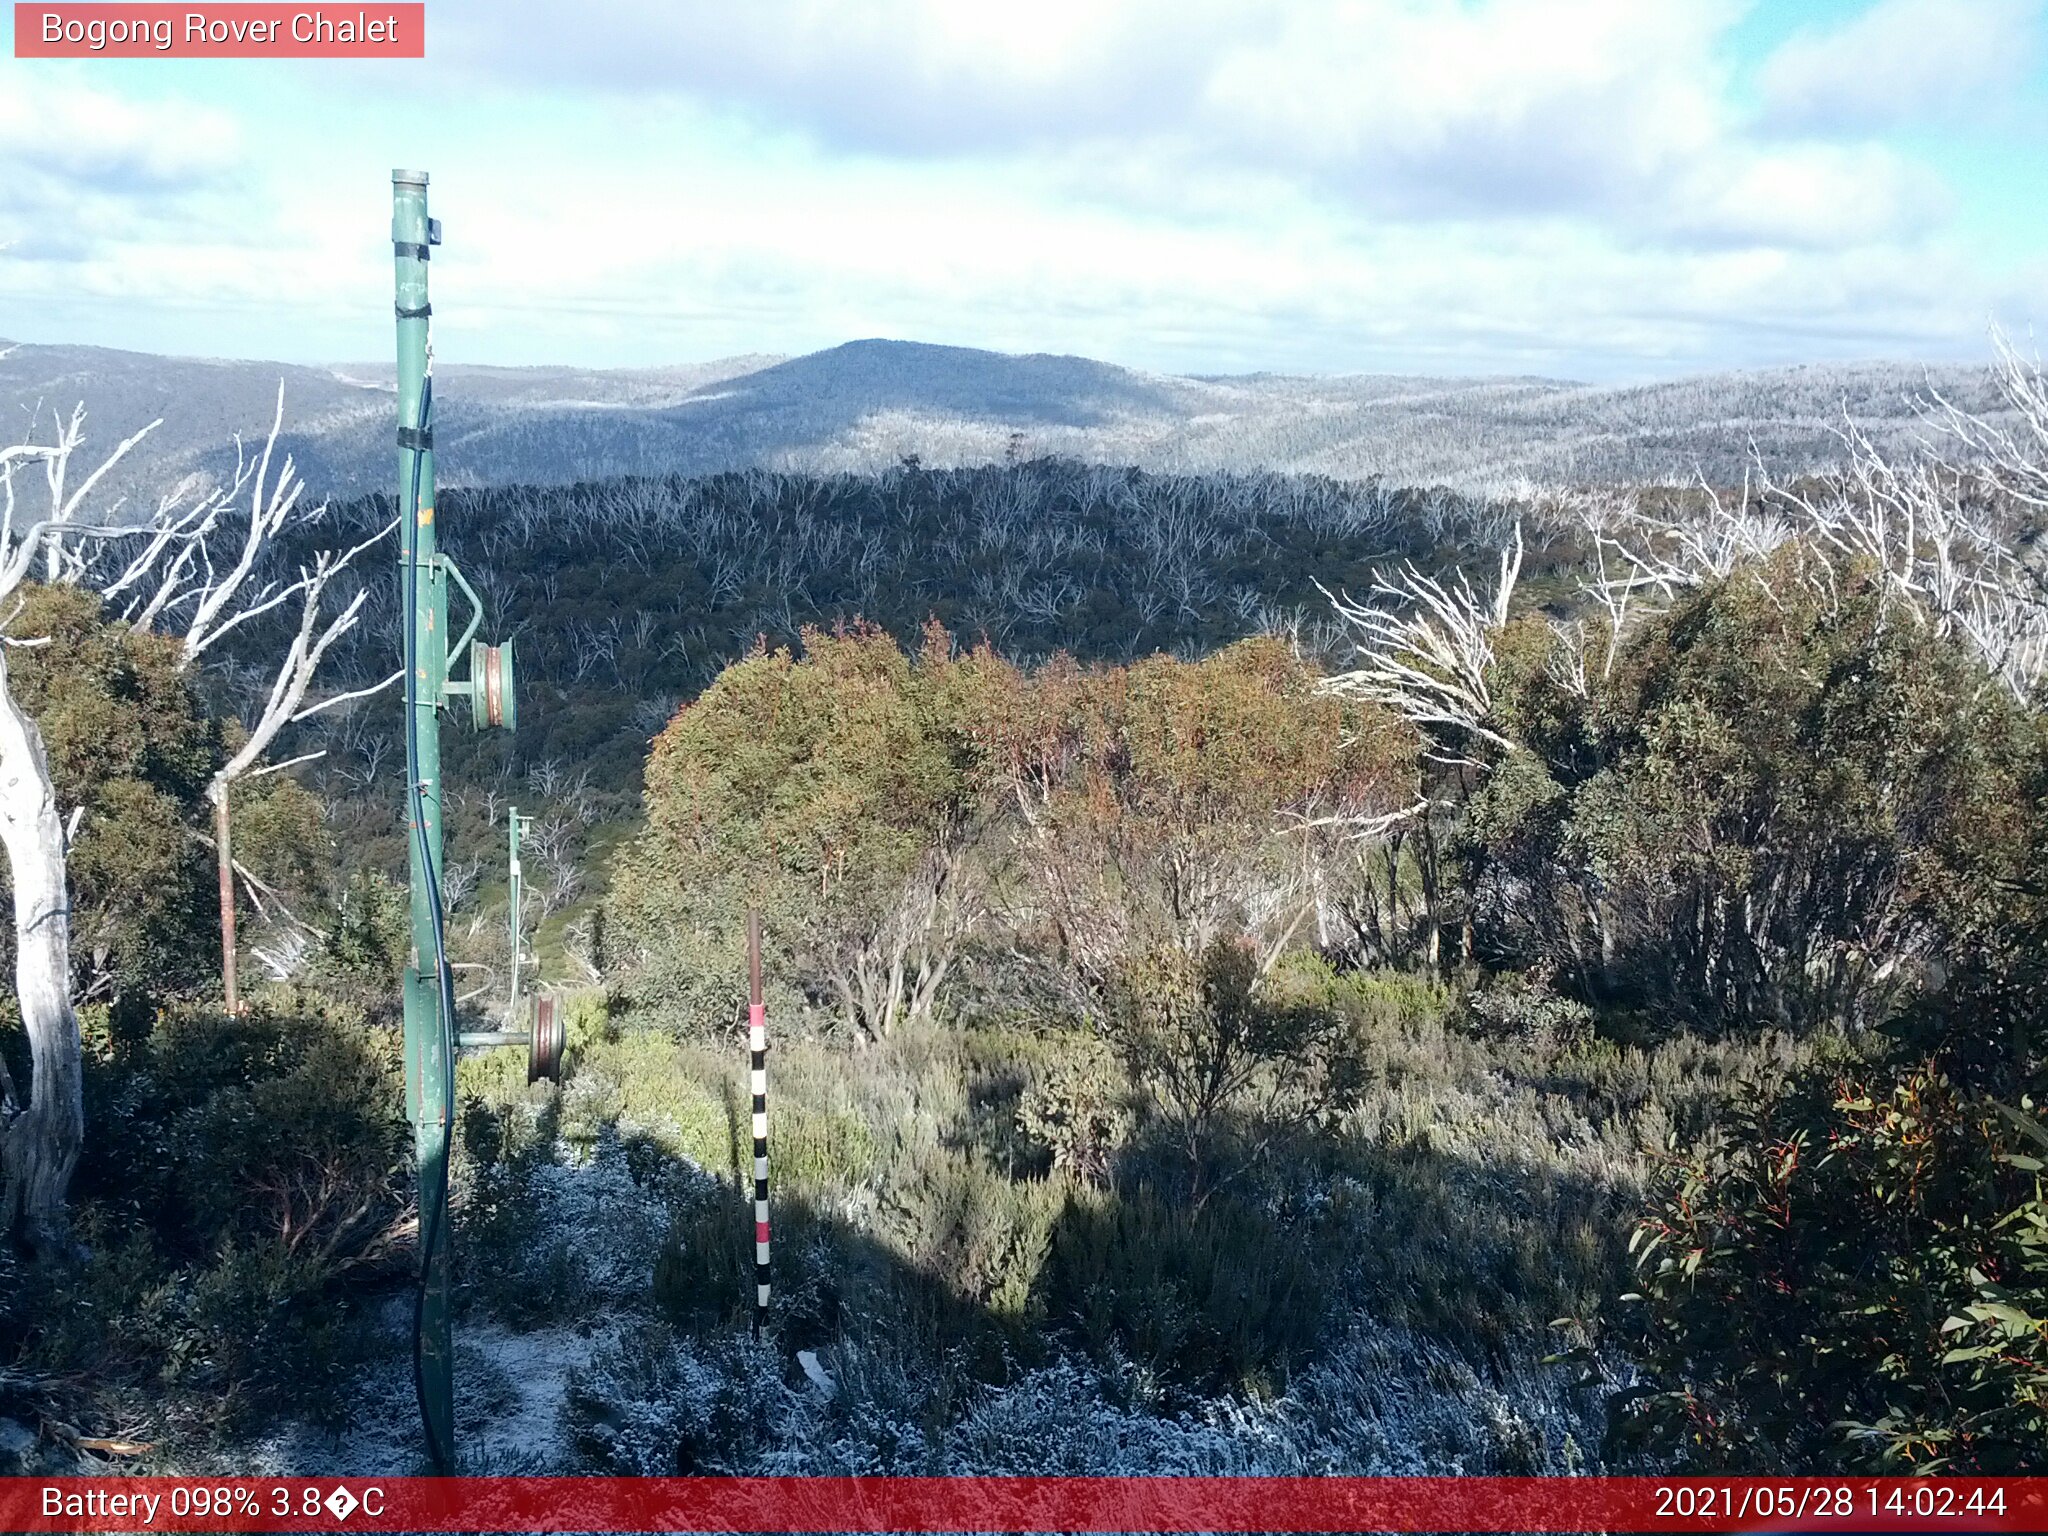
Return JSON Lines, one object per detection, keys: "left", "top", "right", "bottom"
{"left": 214, "top": 787, "right": 239, "bottom": 1014}
{"left": 0, "top": 653, "right": 83, "bottom": 1259}
{"left": 1419, "top": 816, "right": 1442, "bottom": 973}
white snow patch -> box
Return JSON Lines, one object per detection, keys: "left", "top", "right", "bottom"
{"left": 797, "top": 1349, "right": 837, "bottom": 1398}
{"left": 243, "top": 1297, "right": 622, "bottom": 1477}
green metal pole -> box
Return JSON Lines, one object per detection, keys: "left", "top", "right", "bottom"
{"left": 393, "top": 168, "right": 454, "bottom": 1472}
{"left": 508, "top": 806, "right": 523, "bottom": 1027}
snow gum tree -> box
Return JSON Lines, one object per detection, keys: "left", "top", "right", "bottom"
{"left": 0, "top": 392, "right": 381, "bottom": 1255}
{"left": 612, "top": 620, "right": 985, "bottom": 1041}
{"left": 0, "top": 408, "right": 164, "bottom": 1255}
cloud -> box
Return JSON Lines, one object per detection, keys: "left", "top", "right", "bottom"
{"left": 2, "top": 0, "right": 2034, "bottom": 378}
{"left": 438, "top": 0, "right": 1256, "bottom": 153}
{"left": 439, "top": 0, "right": 1935, "bottom": 251}
{"left": 1195, "top": 0, "right": 1737, "bottom": 215}
{"left": 317, "top": 138, "right": 2002, "bottom": 379}
{"left": 448, "top": 0, "right": 1738, "bottom": 209}
{"left": 0, "top": 74, "right": 244, "bottom": 287}
{"left": 0, "top": 72, "right": 239, "bottom": 189}
{"left": 1663, "top": 140, "right": 1952, "bottom": 249}
{"left": 1757, "top": 0, "right": 2043, "bottom": 131}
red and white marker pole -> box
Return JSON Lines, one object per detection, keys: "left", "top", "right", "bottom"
{"left": 747, "top": 909, "right": 770, "bottom": 1338}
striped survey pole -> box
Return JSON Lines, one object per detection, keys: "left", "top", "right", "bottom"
{"left": 747, "top": 909, "right": 770, "bottom": 1337}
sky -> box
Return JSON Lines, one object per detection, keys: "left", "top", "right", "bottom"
{"left": 1, "top": 0, "right": 2045, "bottom": 381}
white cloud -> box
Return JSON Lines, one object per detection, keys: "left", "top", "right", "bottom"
{"left": 1665, "top": 140, "right": 1951, "bottom": 249}
{"left": 273, "top": 137, "right": 2000, "bottom": 377}
{"left": 1757, "top": 0, "right": 2043, "bottom": 131}
{"left": 1196, "top": 0, "right": 1736, "bottom": 213}
{"left": 0, "top": 72, "right": 243, "bottom": 287}
{"left": 0, "top": 71, "right": 239, "bottom": 188}
{"left": 439, "top": 0, "right": 1935, "bottom": 252}
{"left": 1, "top": 0, "right": 2035, "bottom": 378}
{"left": 438, "top": 0, "right": 1255, "bottom": 152}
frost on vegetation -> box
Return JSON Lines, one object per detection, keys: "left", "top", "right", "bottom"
{"left": 27, "top": 340, "right": 2015, "bottom": 504}
{"left": 565, "top": 1329, "right": 824, "bottom": 1476}
{"left": 511, "top": 1129, "right": 681, "bottom": 1308}
{"left": 943, "top": 1330, "right": 1614, "bottom": 1476}
{"left": 240, "top": 1300, "right": 620, "bottom": 1478}
{"left": 1270, "top": 1325, "right": 1614, "bottom": 1475}
{"left": 561, "top": 1320, "right": 1617, "bottom": 1477}
{"left": 241, "top": 1141, "right": 675, "bottom": 1476}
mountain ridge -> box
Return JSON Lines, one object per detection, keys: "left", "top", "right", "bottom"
{"left": 0, "top": 335, "right": 2007, "bottom": 504}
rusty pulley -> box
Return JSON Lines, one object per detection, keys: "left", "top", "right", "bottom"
{"left": 527, "top": 992, "right": 563, "bottom": 1084}
{"left": 469, "top": 638, "right": 516, "bottom": 731}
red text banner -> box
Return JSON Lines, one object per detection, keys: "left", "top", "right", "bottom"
{"left": 4, "top": 1476, "right": 2046, "bottom": 1533}
{"left": 14, "top": 4, "right": 424, "bottom": 57}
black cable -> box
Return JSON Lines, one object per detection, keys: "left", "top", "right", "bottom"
{"left": 403, "top": 372, "right": 459, "bottom": 1476}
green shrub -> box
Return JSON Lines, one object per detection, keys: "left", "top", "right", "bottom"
{"left": 1116, "top": 939, "right": 1369, "bottom": 1200}
{"left": 555, "top": 1026, "right": 885, "bottom": 1191}
{"left": 174, "top": 1238, "right": 366, "bottom": 1423}
{"left": 778, "top": 1103, "right": 880, "bottom": 1188}
{"left": 1472, "top": 555, "right": 2042, "bottom": 1037}
{"left": 653, "top": 1177, "right": 840, "bottom": 1342}
{"left": 80, "top": 1005, "right": 407, "bottom": 1263}
{"left": 879, "top": 1147, "right": 1063, "bottom": 1325}
{"left": 608, "top": 623, "right": 983, "bottom": 1041}
{"left": 562, "top": 986, "right": 619, "bottom": 1054}
{"left": 455, "top": 1041, "right": 559, "bottom": 1170}
{"left": 1014, "top": 1035, "right": 1131, "bottom": 1184}
{"left": 1308, "top": 962, "right": 1454, "bottom": 1035}
{"left": 2, "top": 1221, "right": 378, "bottom": 1440}
{"left": 1037, "top": 1183, "right": 1323, "bottom": 1396}
{"left": 0, "top": 583, "right": 220, "bottom": 1007}
{"left": 7, "top": 1006, "right": 406, "bottom": 1444}
{"left": 1618, "top": 1065, "right": 2047, "bottom": 1471}
{"left": 166, "top": 1023, "right": 407, "bottom": 1261}
{"left": 308, "top": 870, "right": 410, "bottom": 1020}
{"left": 1464, "top": 968, "right": 1595, "bottom": 1054}
{"left": 970, "top": 636, "right": 1414, "bottom": 991}
{"left": 555, "top": 1031, "right": 729, "bottom": 1168}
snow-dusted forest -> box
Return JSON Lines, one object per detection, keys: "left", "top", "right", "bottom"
{"left": 0, "top": 337, "right": 2016, "bottom": 505}
{"left": 3, "top": 341, "right": 2045, "bottom": 1481}
{"left": 10, "top": 0, "right": 2048, "bottom": 1512}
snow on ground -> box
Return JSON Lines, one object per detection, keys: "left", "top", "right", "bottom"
{"left": 245, "top": 1135, "right": 668, "bottom": 1477}
{"left": 245, "top": 1295, "right": 622, "bottom": 1477}
{"left": 235, "top": 1137, "right": 1622, "bottom": 1478}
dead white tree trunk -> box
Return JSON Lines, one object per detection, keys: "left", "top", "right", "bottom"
{"left": 0, "top": 418, "right": 172, "bottom": 1257}
{"left": 0, "top": 386, "right": 385, "bottom": 1245}
{"left": 0, "top": 647, "right": 81, "bottom": 1258}
{"left": 1586, "top": 334, "right": 2048, "bottom": 704}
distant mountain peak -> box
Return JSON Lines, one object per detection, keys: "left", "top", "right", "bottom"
{"left": 0, "top": 336, "right": 1999, "bottom": 504}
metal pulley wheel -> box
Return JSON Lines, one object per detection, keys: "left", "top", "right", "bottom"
{"left": 470, "top": 638, "right": 516, "bottom": 730}
{"left": 528, "top": 992, "right": 564, "bottom": 1084}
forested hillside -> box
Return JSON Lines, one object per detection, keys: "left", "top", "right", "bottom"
{"left": 1, "top": 336, "right": 2015, "bottom": 506}
{"left": 293, "top": 463, "right": 1536, "bottom": 790}
{"left": 2, "top": 352, "right": 2045, "bottom": 1479}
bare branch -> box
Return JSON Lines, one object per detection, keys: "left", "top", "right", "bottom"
{"left": 242, "top": 749, "right": 326, "bottom": 781}
{"left": 293, "top": 667, "right": 403, "bottom": 722}
{"left": 1584, "top": 336, "right": 2048, "bottom": 704}
{"left": 1318, "top": 524, "right": 1525, "bottom": 762}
